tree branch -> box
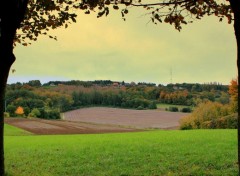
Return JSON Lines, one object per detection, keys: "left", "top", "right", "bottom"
{"left": 128, "top": 0, "right": 190, "bottom": 7}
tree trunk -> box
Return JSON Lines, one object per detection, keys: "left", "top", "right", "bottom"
{"left": 234, "top": 7, "right": 240, "bottom": 176}
{"left": 235, "top": 15, "right": 240, "bottom": 176}
{"left": 0, "top": 15, "right": 18, "bottom": 176}
{"left": 0, "top": 58, "right": 14, "bottom": 176}
{"left": 229, "top": 0, "right": 240, "bottom": 173}
{"left": 0, "top": 35, "right": 17, "bottom": 176}
{"left": 0, "top": 1, "right": 29, "bottom": 174}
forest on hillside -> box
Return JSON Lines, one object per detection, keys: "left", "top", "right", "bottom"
{"left": 4, "top": 79, "right": 233, "bottom": 120}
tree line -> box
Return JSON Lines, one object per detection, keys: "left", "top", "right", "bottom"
{"left": 4, "top": 80, "right": 231, "bottom": 119}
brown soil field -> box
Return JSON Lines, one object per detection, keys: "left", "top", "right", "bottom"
{"left": 63, "top": 107, "right": 186, "bottom": 129}
{"left": 5, "top": 118, "right": 139, "bottom": 135}
{"left": 5, "top": 107, "right": 187, "bottom": 135}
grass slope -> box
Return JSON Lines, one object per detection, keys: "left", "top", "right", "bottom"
{"left": 4, "top": 124, "right": 32, "bottom": 136}
{"left": 5, "top": 129, "right": 237, "bottom": 176}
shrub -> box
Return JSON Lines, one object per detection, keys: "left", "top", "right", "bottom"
{"left": 4, "top": 112, "right": 10, "bottom": 118}
{"left": 41, "top": 109, "right": 60, "bottom": 119}
{"left": 179, "top": 101, "right": 235, "bottom": 129}
{"left": 179, "top": 116, "right": 193, "bottom": 130}
{"left": 6, "top": 104, "right": 17, "bottom": 117}
{"left": 148, "top": 102, "right": 157, "bottom": 109}
{"left": 47, "top": 110, "right": 60, "bottom": 119}
{"left": 136, "top": 106, "right": 144, "bottom": 110}
{"left": 23, "top": 107, "right": 30, "bottom": 116}
{"left": 216, "top": 114, "right": 237, "bottom": 129}
{"left": 168, "top": 107, "right": 179, "bottom": 112}
{"left": 200, "top": 114, "right": 237, "bottom": 129}
{"left": 181, "top": 107, "right": 192, "bottom": 113}
{"left": 121, "top": 102, "right": 126, "bottom": 108}
{"left": 29, "top": 108, "right": 41, "bottom": 118}
{"left": 201, "top": 120, "right": 217, "bottom": 129}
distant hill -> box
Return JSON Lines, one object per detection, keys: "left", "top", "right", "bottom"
{"left": 5, "top": 79, "right": 229, "bottom": 119}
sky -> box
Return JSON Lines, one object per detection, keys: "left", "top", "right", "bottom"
{"left": 9, "top": 7, "right": 237, "bottom": 85}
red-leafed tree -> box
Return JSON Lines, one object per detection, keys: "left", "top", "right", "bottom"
{"left": 0, "top": 0, "right": 239, "bottom": 175}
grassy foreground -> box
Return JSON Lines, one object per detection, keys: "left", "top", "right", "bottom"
{"left": 4, "top": 125, "right": 238, "bottom": 176}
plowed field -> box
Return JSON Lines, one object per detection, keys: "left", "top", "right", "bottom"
{"left": 63, "top": 107, "right": 186, "bottom": 129}
{"left": 5, "top": 107, "right": 186, "bottom": 135}
{"left": 5, "top": 118, "right": 138, "bottom": 135}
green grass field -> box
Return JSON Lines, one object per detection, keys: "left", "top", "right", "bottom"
{"left": 4, "top": 125, "right": 238, "bottom": 176}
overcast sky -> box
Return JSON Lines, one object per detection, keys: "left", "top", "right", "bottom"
{"left": 9, "top": 8, "right": 237, "bottom": 85}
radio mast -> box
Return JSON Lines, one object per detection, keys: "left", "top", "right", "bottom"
{"left": 170, "top": 68, "right": 173, "bottom": 84}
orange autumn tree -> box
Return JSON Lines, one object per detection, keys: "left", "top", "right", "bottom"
{"left": 229, "top": 78, "right": 238, "bottom": 112}
{"left": 15, "top": 106, "right": 24, "bottom": 116}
